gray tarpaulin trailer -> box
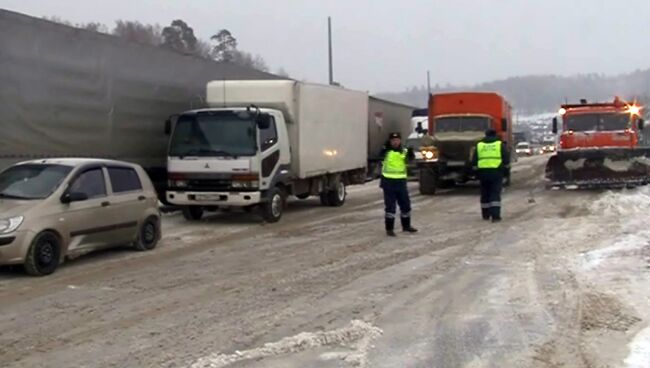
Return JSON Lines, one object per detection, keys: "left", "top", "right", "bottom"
{"left": 0, "top": 9, "right": 281, "bottom": 198}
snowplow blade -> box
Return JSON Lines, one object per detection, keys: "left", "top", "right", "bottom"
{"left": 545, "top": 148, "right": 650, "bottom": 188}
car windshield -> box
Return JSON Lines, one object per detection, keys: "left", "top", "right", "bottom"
{"left": 169, "top": 111, "right": 257, "bottom": 157}
{"left": 516, "top": 143, "right": 530, "bottom": 149}
{"left": 565, "top": 113, "right": 631, "bottom": 132}
{"left": 0, "top": 164, "right": 72, "bottom": 200}
{"left": 435, "top": 116, "right": 490, "bottom": 133}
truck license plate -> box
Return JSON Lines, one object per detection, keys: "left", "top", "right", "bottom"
{"left": 195, "top": 194, "right": 225, "bottom": 201}
{"left": 447, "top": 161, "right": 465, "bottom": 167}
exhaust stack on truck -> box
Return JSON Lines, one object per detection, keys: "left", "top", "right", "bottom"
{"left": 165, "top": 80, "right": 369, "bottom": 222}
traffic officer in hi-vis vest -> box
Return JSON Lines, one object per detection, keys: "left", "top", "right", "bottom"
{"left": 471, "top": 128, "right": 510, "bottom": 222}
{"left": 380, "top": 132, "right": 418, "bottom": 236}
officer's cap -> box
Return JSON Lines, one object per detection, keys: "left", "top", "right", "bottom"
{"left": 485, "top": 129, "right": 497, "bottom": 137}
{"left": 388, "top": 132, "right": 401, "bottom": 139}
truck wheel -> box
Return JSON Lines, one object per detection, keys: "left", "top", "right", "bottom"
{"left": 182, "top": 206, "right": 204, "bottom": 221}
{"left": 319, "top": 192, "right": 331, "bottom": 206}
{"left": 262, "top": 187, "right": 286, "bottom": 223}
{"left": 326, "top": 181, "right": 346, "bottom": 207}
{"left": 24, "top": 231, "right": 61, "bottom": 276}
{"left": 296, "top": 193, "right": 310, "bottom": 200}
{"left": 418, "top": 168, "right": 437, "bottom": 195}
{"left": 134, "top": 216, "right": 160, "bottom": 251}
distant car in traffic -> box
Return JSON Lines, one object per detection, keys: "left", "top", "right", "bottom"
{"left": 541, "top": 144, "right": 556, "bottom": 154}
{"left": 0, "top": 159, "right": 161, "bottom": 276}
{"left": 515, "top": 142, "right": 533, "bottom": 156}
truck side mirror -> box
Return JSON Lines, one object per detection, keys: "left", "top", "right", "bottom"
{"left": 164, "top": 114, "right": 179, "bottom": 135}
{"left": 552, "top": 117, "right": 558, "bottom": 134}
{"left": 501, "top": 118, "right": 508, "bottom": 132}
{"left": 639, "top": 118, "right": 645, "bottom": 131}
{"left": 257, "top": 114, "right": 271, "bottom": 130}
{"left": 164, "top": 119, "right": 172, "bottom": 135}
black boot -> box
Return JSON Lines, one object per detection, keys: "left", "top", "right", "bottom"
{"left": 401, "top": 217, "right": 418, "bottom": 233}
{"left": 482, "top": 208, "right": 491, "bottom": 221}
{"left": 385, "top": 218, "right": 396, "bottom": 237}
{"left": 491, "top": 207, "right": 501, "bottom": 223}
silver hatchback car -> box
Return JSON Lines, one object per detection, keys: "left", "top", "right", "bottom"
{"left": 0, "top": 159, "right": 161, "bottom": 276}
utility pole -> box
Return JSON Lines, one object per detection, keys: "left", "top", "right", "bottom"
{"left": 427, "top": 70, "right": 431, "bottom": 95}
{"left": 328, "top": 16, "right": 334, "bottom": 85}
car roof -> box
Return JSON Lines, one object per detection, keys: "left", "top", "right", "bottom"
{"left": 15, "top": 158, "right": 140, "bottom": 168}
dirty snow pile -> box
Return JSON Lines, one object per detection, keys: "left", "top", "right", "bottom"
{"left": 582, "top": 187, "right": 650, "bottom": 367}
{"left": 189, "top": 319, "right": 383, "bottom": 368}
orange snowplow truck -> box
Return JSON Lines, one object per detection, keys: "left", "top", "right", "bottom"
{"left": 546, "top": 97, "right": 648, "bottom": 188}
{"left": 417, "top": 92, "right": 513, "bottom": 195}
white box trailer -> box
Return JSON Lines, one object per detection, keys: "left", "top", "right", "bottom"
{"left": 166, "top": 80, "right": 369, "bottom": 222}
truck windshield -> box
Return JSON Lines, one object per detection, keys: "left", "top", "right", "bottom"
{"left": 565, "top": 113, "right": 630, "bottom": 132}
{"left": 169, "top": 111, "right": 257, "bottom": 157}
{"left": 0, "top": 164, "right": 72, "bottom": 200}
{"left": 435, "top": 116, "right": 490, "bottom": 132}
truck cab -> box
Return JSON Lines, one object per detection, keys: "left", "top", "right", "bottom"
{"left": 166, "top": 107, "right": 291, "bottom": 221}
{"left": 552, "top": 97, "right": 645, "bottom": 150}
{"left": 417, "top": 92, "right": 513, "bottom": 195}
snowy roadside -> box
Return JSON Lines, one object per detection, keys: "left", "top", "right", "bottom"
{"left": 576, "top": 187, "right": 650, "bottom": 367}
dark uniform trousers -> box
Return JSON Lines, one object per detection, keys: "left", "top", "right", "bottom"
{"left": 478, "top": 169, "right": 502, "bottom": 220}
{"left": 382, "top": 177, "right": 412, "bottom": 229}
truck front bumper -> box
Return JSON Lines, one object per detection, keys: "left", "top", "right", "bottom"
{"left": 166, "top": 191, "right": 262, "bottom": 207}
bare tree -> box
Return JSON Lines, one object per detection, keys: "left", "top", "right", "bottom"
{"left": 112, "top": 20, "right": 163, "bottom": 45}
{"left": 43, "top": 16, "right": 108, "bottom": 33}
{"left": 232, "top": 51, "right": 269, "bottom": 72}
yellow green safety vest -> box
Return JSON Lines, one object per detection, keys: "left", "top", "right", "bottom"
{"left": 382, "top": 149, "right": 408, "bottom": 179}
{"left": 477, "top": 141, "right": 502, "bottom": 169}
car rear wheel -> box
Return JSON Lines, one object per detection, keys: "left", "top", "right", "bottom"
{"left": 24, "top": 232, "right": 61, "bottom": 276}
{"left": 134, "top": 216, "right": 160, "bottom": 251}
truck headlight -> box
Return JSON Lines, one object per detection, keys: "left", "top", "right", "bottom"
{"left": 422, "top": 147, "right": 438, "bottom": 161}
{"left": 170, "top": 180, "right": 188, "bottom": 188}
{"left": 0, "top": 216, "right": 24, "bottom": 234}
{"left": 232, "top": 181, "right": 259, "bottom": 189}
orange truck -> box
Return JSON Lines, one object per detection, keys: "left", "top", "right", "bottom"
{"left": 546, "top": 97, "right": 649, "bottom": 188}
{"left": 417, "top": 92, "right": 513, "bottom": 194}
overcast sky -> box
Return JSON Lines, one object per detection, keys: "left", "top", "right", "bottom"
{"left": 2, "top": 0, "right": 650, "bottom": 93}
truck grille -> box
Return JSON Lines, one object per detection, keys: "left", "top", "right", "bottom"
{"left": 187, "top": 179, "right": 232, "bottom": 192}
{"left": 437, "top": 142, "right": 473, "bottom": 161}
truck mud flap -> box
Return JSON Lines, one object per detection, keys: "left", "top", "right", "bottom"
{"left": 545, "top": 148, "right": 650, "bottom": 188}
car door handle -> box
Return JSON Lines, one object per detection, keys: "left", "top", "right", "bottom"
{"left": 101, "top": 201, "right": 111, "bottom": 207}
{"left": 138, "top": 196, "right": 146, "bottom": 201}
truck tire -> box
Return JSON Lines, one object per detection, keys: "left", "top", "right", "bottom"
{"left": 262, "top": 187, "right": 286, "bottom": 223}
{"left": 419, "top": 168, "right": 437, "bottom": 195}
{"left": 319, "top": 192, "right": 331, "bottom": 206}
{"left": 296, "top": 193, "right": 310, "bottom": 200}
{"left": 326, "top": 181, "right": 346, "bottom": 207}
{"left": 182, "top": 206, "right": 204, "bottom": 221}
{"left": 24, "top": 231, "right": 61, "bottom": 276}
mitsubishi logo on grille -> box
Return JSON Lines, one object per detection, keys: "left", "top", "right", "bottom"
{"left": 204, "top": 163, "right": 210, "bottom": 169}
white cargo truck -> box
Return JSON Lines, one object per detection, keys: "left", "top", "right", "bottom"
{"left": 165, "top": 80, "right": 369, "bottom": 222}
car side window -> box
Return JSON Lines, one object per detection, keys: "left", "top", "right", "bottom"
{"left": 260, "top": 117, "right": 278, "bottom": 151}
{"left": 108, "top": 167, "right": 143, "bottom": 193}
{"left": 69, "top": 168, "right": 106, "bottom": 199}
